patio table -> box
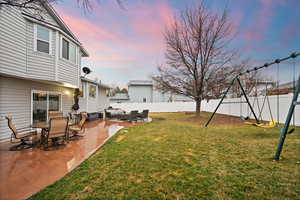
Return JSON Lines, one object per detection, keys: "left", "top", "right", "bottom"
{"left": 32, "top": 121, "right": 76, "bottom": 146}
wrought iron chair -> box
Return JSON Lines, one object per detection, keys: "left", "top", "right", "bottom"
{"left": 68, "top": 112, "right": 88, "bottom": 138}
{"left": 119, "top": 110, "right": 139, "bottom": 122}
{"left": 5, "top": 116, "right": 38, "bottom": 151}
{"left": 43, "top": 117, "right": 68, "bottom": 150}
{"left": 137, "top": 110, "right": 149, "bottom": 121}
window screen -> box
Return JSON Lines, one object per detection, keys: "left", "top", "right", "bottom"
{"left": 69, "top": 43, "right": 76, "bottom": 63}
{"left": 36, "top": 26, "right": 50, "bottom": 53}
{"left": 62, "top": 38, "right": 69, "bottom": 60}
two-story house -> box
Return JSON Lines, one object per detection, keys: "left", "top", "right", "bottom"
{"left": 0, "top": 3, "right": 109, "bottom": 141}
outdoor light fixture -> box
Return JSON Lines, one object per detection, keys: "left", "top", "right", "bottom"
{"left": 82, "top": 67, "right": 91, "bottom": 77}
{"left": 64, "top": 90, "right": 71, "bottom": 95}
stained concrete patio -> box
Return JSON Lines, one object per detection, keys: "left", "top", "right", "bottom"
{"left": 0, "top": 119, "right": 138, "bottom": 200}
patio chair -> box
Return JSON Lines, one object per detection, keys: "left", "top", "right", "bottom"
{"left": 68, "top": 112, "right": 88, "bottom": 138}
{"left": 119, "top": 110, "right": 139, "bottom": 122}
{"left": 43, "top": 117, "right": 68, "bottom": 150}
{"left": 49, "top": 111, "right": 63, "bottom": 120}
{"left": 137, "top": 110, "right": 149, "bottom": 121}
{"left": 5, "top": 116, "right": 38, "bottom": 151}
{"left": 68, "top": 112, "right": 81, "bottom": 124}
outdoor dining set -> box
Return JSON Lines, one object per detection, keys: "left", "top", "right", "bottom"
{"left": 105, "top": 108, "right": 149, "bottom": 122}
{"left": 5, "top": 111, "right": 88, "bottom": 151}
{"left": 5, "top": 108, "right": 149, "bottom": 151}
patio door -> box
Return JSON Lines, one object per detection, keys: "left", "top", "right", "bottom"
{"left": 32, "top": 91, "right": 61, "bottom": 123}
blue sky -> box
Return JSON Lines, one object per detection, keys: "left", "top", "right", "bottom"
{"left": 55, "top": 0, "right": 300, "bottom": 87}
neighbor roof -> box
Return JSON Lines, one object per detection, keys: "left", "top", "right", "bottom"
{"left": 128, "top": 80, "right": 153, "bottom": 86}
{"left": 81, "top": 77, "right": 110, "bottom": 89}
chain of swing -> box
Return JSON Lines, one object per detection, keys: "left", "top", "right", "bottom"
{"left": 239, "top": 57, "right": 297, "bottom": 130}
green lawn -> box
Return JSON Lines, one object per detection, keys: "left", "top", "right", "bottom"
{"left": 31, "top": 113, "right": 300, "bottom": 200}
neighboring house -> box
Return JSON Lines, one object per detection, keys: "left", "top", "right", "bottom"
{"left": 128, "top": 80, "right": 154, "bottom": 103}
{"left": 127, "top": 80, "right": 193, "bottom": 103}
{"left": 109, "top": 93, "right": 130, "bottom": 103}
{"left": 0, "top": 3, "right": 107, "bottom": 141}
{"left": 267, "top": 81, "right": 296, "bottom": 95}
{"left": 79, "top": 77, "right": 110, "bottom": 113}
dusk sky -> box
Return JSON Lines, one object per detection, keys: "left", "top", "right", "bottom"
{"left": 54, "top": 0, "right": 300, "bottom": 87}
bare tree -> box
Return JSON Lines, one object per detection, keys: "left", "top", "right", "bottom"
{"left": 207, "top": 60, "right": 264, "bottom": 99}
{"left": 153, "top": 1, "right": 239, "bottom": 116}
{"left": 0, "top": 0, "right": 125, "bottom": 13}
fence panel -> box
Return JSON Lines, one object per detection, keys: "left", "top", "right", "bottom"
{"left": 110, "top": 94, "right": 299, "bottom": 125}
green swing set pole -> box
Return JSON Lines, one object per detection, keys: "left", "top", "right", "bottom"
{"left": 274, "top": 75, "right": 300, "bottom": 161}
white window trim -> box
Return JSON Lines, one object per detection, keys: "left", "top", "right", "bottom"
{"left": 34, "top": 24, "right": 52, "bottom": 55}
{"left": 60, "top": 35, "right": 77, "bottom": 64}
{"left": 88, "top": 83, "right": 98, "bottom": 99}
{"left": 30, "top": 90, "right": 62, "bottom": 124}
{"left": 79, "top": 82, "right": 85, "bottom": 99}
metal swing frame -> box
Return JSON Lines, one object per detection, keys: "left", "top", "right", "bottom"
{"left": 205, "top": 52, "right": 300, "bottom": 128}
{"left": 204, "top": 52, "right": 300, "bottom": 161}
{"left": 205, "top": 76, "right": 260, "bottom": 127}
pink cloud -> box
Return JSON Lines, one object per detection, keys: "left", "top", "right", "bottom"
{"left": 242, "top": 0, "right": 288, "bottom": 42}
{"left": 129, "top": 0, "right": 174, "bottom": 39}
{"left": 55, "top": 0, "right": 175, "bottom": 72}
{"left": 280, "top": 24, "right": 300, "bottom": 48}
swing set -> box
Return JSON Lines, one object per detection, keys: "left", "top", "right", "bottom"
{"left": 204, "top": 52, "right": 300, "bottom": 160}
{"left": 242, "top": 80, "right": 278, "bottom": 128}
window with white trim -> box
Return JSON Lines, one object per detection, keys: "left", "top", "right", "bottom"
{"left": 62, "top": 38, "right": 69, "bottom": 60}
{"left": 69, "top": 43, "right": 76, "bottom": 63}
{"left": 35, "top": 25, "right": 51, "bottom": 54}
{"left": 61, "top": 37, "right": 77, "bottom": 64}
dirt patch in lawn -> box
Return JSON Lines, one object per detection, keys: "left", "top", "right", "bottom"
{"left": 116, "top": 135, "right": 126, "bottom": 142}
{"left": 182, "top": 112, "right": 257, "bottom": 126}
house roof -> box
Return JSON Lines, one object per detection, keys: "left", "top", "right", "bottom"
{"left": 80, "top": 77, "right": 110, "bottom": 89}
{"left": 128, "top": 80, "right": 153, "bottom": 86}
{"left": 109, "top": 93, "right": 129, "bottom": 100}
{"left": 22, "top": 2, "right": 89, "bottom": 57}
{"left": 278, "top": 81, "right": 296, "bottom": 89}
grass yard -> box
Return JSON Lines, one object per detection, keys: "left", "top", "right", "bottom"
{"left": 30, "top": 112, "right": 300, "bottom": 200}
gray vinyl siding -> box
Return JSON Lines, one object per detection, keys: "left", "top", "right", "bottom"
{"left": 87, "top": 83, "right": 98, "bottom": 113}
{"left": 0, "top": 5, "right": 82, "bottom": 87}
{"left": 0, "top": 6, "right": 27, "bottom": 76}
{"left": 128, "top": 85, "right": 153, "bottom": 103}
{"left": 78, "top": 82, "right": 87, "bottom": 112}
{"left": 78, "top": 81, "right": 109, "bottom": 113}
{"left": 98, "top": 87, "right": 109, "bottom": 111}
{"left": 0, "top": 76, "right": 74, "bottom": 141}
{"left": 26, "top": 21, "right": 56, "bottom": 80}
{"left": 23, "top": 3, "right": 59, "bottom": 27}
{"left": 58, "top": 58, "right": 79, "bottom": 86}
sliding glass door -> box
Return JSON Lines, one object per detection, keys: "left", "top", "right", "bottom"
{"left": 32, "top": 92, "right": 47, "bottom": 123}
{"left": 32, "top": 91, "right": 61, "bottom": 123}
{"left": 49, "top": 94, "right": 60, "bottom": 111}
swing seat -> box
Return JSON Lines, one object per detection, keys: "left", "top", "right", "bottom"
{"left": 245, "top": 120, "right": 278, "bottom": 128}
{"left": 240, "top": 116, "right": 249, "bottom": 120}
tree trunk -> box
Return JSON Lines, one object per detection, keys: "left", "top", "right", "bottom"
{"left": 195, "top": 100, "right": 201, "bottom": 116}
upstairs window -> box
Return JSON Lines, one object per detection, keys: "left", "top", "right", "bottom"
{"left": 61, "top": 37, "right": 77, "bottom": 64}
{"left": 62, "top": 38, "right": 69, "bottom": 60}
{"left": 35, "top": 25, "right": 51, "bottom": 54}
{"left": 69, "top": 43, "right": 76, "bottom": 63}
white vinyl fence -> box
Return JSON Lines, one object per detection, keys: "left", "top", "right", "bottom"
{"left": 111, "top": 94, "right": 300, "bottom": 126}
